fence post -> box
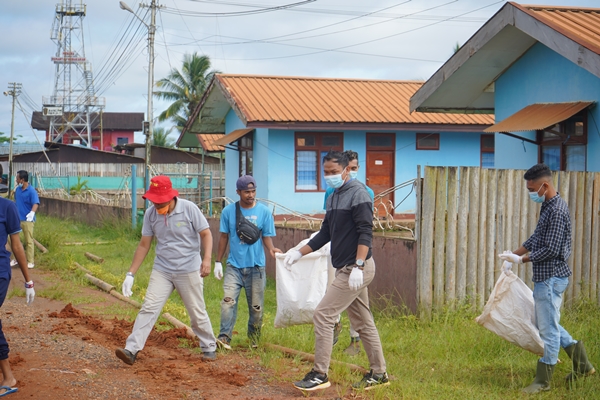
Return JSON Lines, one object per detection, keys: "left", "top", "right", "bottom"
{"left": 131, "top": 164, "right": 137, "bottom": 229}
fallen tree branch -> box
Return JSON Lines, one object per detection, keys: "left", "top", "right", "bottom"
{"left": 163, "top": 313, "right": 195, "bottom": 339}
{"left": 264, "top": 343, "right": 368, "bottom": 374}
{"left": 33, "top": 239, "right": 48, "bottom": 254}
{"left": 85, "top": 252, "right": 104, "bottom": 263}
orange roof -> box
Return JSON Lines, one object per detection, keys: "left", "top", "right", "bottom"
{"left": 518, "top": 3, "right": 600, "bottom": 55}
{"left": 216, "top": 74, "right": 493, "bottom": 126}
{"left": 196, "top": 133, "right": 225, "bottom": 152}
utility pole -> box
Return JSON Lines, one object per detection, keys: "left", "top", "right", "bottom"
{"left": 5, "top": 82, "right": 21, "bottom": 197}
{"left": 120, "top": 0, "right": 159, "bottom": 209}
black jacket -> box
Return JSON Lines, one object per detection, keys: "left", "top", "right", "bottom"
{"left": 308, "top": 179, "right": 373, "bottom": 268}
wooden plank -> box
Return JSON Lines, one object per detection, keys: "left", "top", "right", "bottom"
{"left": 433, "top": 168, "right": 447, "bottom": 309}
{"left": 477, "top": 169, "right": 488, "bottom": 309}
{"left": 445, "top": 167, "right": 458, "bottom": 303}
{"left": 495, "top": 169, "right": 507, "bottom": 282}
{"left": 569, "top": 172, "right": 580, "bottom": 300}
{"left": 592, "top": 173, "right": 600, "bottom": 302}
{"left": 418, "top": 167, "right": 437, "bottom": 313}
{"left": 415, "top": 165, "right": 422, "bottom": 304}
{"left": 581, "top": 172, "right": 594, "bottom": 298}
{"left": 510, "top": 170, "right": 523, "bottom": 279}
{"left": 573, "top": 172, "right": 585, "bottom": 300}
{"left": 456, "top": 167, "right": 469, "bottom": 300}
{"left": 518, "top": 169, "right": 529, "bottom": 282}
{"left": 485, "top": 169, "right": 497, "bottom": 299}
{"left": 466, "top": 168, "right": 480, "bottom": 306}
{"left": 559, "top": 171, "right": 573, "bottom": 301}
{"left": 505, "top": 171, "right": 515, "bottom": 274}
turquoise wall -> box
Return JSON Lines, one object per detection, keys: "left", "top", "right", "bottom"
{"left": 495, "top": 42, "right": 600, "bottom": 170}
{"left": 223, "top": 106, "right": 486, "bottom": 213}
{"left": 33, "top": 176, "right": 197, "bottom": 191}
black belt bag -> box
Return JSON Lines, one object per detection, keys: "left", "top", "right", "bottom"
{"left": 236, "top": 201, "right": 261, "bottom": 245}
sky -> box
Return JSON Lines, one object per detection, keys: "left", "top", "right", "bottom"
{"left": 1, "top": 0, "right": 598, "bottom": 145}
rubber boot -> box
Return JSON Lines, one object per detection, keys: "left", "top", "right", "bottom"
{"left": 522, "top": 361, "right": 554, "bottom": 394}
{"left": 564, "top": 341, "right": 596, "bottom": 383}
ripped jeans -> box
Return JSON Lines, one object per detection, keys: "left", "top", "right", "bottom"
{"left": 218, "top": 264, "right": 265, "bottom": 342}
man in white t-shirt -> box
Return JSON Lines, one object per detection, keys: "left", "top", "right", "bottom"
{"left": 115, "top": 175, "right": 217, "bottom": 364}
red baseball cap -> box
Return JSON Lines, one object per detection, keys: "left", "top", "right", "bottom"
{"left": 142, "top": 175, "right": 179, "bottom": 203}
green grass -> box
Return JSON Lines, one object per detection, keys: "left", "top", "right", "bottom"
{"left": 31, "top": 214, "right": 600, "bottom": 399}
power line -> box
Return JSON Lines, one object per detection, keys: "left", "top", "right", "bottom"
{"left": 162, "top": 0, "right": 316, "bottom": 17}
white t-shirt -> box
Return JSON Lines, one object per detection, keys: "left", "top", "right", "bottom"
{"left": 142, "top": 197, "right": 210, "bottom": 273}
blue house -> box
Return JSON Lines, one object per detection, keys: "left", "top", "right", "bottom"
{"left": 410, "top": 2, "right": 600, "bottom": 172}
{"left": 178, "top": 74, "right": 493, "bottom": 215}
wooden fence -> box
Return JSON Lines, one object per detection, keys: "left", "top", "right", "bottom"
{"left": 416, "top": 166, "right": 600, "bottom": 313}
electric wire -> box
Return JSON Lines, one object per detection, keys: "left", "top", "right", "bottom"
{"left": 162, "top": 0, "right": 315, "bottom": 17}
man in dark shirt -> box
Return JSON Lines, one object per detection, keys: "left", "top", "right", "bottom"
{"left": 284, "top": 151, "right": 388, "bottom": 392}
{"left": 500, "top": 164, "right": 595, "bottom": 393}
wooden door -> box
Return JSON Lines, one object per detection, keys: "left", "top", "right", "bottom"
{"left": 366, "top": 133, "right": 395, "bottom": 218}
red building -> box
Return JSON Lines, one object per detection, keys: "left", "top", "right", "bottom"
{"left": 31, "top": 112, "right": 143, "bottom": 152}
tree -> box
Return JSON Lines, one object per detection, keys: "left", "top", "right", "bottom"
{"left": 453, "top": 42, "right": 461, "bottom": 54}
{"left": 152, "top": 126, "right": 175, "bottom": 148}
{"left": 154, "top": 52, "right": 220, "bottom": 133}
{"left": 0, "top": 131, "right": 21, "bottom": 144}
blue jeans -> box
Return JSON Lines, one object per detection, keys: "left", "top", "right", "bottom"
{"left": 533, "top": 276, "right": 576, "bottom": 365}
{"left": 219, "top": 265, "right": 265, "bottom": 342}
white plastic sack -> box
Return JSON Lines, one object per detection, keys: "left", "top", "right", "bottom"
{"left": 475, "top": 262, "right": 544, "bottom": 356}
{"left": 274, "top": 235, "right": 330, "bottom": 328}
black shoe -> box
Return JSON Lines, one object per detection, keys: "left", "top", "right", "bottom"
{"left": 353, "top": 370, "right": 390, "bottom": 390}
{"left": 115, "top": 348, "right": 137, "bottom": 365}
{"left": 332, "top": 321, "right": 342, "bottom": 347}
{"left": 202, "top": 351, "right": 217, "bottom": 361}
{"left": 293, "top": 369, "right": 331, "bottom": 391}
{"left": 216, "top": 335, "right": 232, "bottom": 350}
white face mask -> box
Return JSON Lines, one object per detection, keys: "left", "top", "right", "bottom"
{"left": 349, "top": 171, "right": 358, "bottom": 179}
{"left": 529, "top": 183, "right": 547, "bottom": 203}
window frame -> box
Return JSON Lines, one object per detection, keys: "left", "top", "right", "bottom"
{"left": 237, "top": 132, "right": 253, "bottom": 176}
{"left": 536, "top": 110, "right": 587, "bottom": 171}
{"left": 480, "top": 134, "right": 495, "bottom": 168}
{"left": 294, "top": 132, "right": 343, "bottom": 192}
{"left": 416, "top": 133, "right": 440, "bottom": 150}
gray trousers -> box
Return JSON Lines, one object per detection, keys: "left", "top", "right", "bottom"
{"left": 125, "top": 269, "right": 216, "bottom": 353}
{"left": 313, "top": 258, "right": 386, "bottom": 374}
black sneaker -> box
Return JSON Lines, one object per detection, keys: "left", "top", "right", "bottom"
{"left": 202, "top": 351, "right": 217, "bottom": 361}
{"left": 353, "top": 370, "right": 390, "bottom": 390}
{"left": 332, "top": 321, "right": 342, "bottom": 346}
{"left": 293, "top": 369, "right": 331, "bottom": 391}
{"left": 216, "top": 335, "right": 232, "bottom": 350}
{"left": 115, "top": 348, "right": 137, "bottom": 365}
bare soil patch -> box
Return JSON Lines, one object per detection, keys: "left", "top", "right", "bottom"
{"left": 3, "top": 268, "right": 357, "bottom": 399}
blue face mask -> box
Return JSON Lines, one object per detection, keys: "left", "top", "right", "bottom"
{"left": 325, "top": 173, "right": 344, "bottom": 189}
{"left": 529, "top": 183, "right": 547, "bottom": 203}
{"left": 349, "top": 171, "right": 358, "bottom": 179}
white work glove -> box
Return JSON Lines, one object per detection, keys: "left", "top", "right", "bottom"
{"left": 214, "top": 261, "right": 223, "bottom": 280}
{"left": 501, "top": 260, "right": 513, "bottom": 275}
{"left": 122, "top": 274, "right": 134, "bottom": 297}
{"left": 25, "top": 281, "right": 35, "bottom": 305}
{"left": 348, "top": 267, "right": 364, "bottom": 291}
{"left": 26, "top": 211, "right": 35, "bottom": 222}
{"left": 283, "top": 249, "right": 302, "bottom": 270}
{"left": 498, "top": 250, "right": 522, "bottom": 264}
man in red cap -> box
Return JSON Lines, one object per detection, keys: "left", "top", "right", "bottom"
{"left": 115, "top": 175, "right": 218, "bottom": 364}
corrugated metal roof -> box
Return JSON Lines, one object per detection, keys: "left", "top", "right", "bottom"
{"left": 212, "top": 128, "right": 254, "bottom": 146}
{"left": 519, "top": 3, "right": 600, "bottom": 55}
{"left": 31, "top": 112, "right": 144, "bottom": 131}
{"left": 484, "top": 101, "right": 594, "bottom": 133}
{"left": 216, "top": 75, "right": 494, "bottom": 126}
{"left": 197, "top": 133, "right": 225, "bottom": 152}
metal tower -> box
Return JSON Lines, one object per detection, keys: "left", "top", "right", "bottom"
{"left": 42, "top": 0, "right": 104, "bottom": 147}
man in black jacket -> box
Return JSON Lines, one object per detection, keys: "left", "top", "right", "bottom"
{"left": 284, "top": 151, "right": 388, "bottom": 392}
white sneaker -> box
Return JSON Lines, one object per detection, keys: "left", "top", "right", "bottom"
{"left": 27, "top": 263, "right": 34, "bottom": 269}
{"left": 9, "top": 260, "right": 17, "bottom": 267}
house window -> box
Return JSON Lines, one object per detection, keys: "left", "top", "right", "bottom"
{"left": 481, "top": 134, "right": 495, "bottom": 168}
{"left": 416, "top": 133, "right": 439, "bottom": 150}
{"left": 537, "top": 111, "right": 587, "bottom": 171}
{"left": 117, "top": 137, "right": 129, "bottom": 145}
{"left": 238, "top": 133, "right": 253, "bottom": 176}
{"left": 295, "top": 132, "right": 343, "bottom": 191}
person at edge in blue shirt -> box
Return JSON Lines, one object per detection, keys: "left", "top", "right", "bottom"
{"left": 323, "top": 150, "right": 374, "bottom": 357}
{"left": 213, "top": 175, "right": 282, "bottom": 350}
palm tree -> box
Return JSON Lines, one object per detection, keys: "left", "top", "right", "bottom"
{"left": 152, "top": 126, "right": 175, "bottom": 148}
{"left": 154, "top": 52, "right": 219, "bottom": 132}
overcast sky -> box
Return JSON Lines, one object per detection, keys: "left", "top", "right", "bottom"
{"left": 1, "top": 0, "right": 597, "bottom": 144}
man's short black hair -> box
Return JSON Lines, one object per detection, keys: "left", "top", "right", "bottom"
{"left": 322, "top": 151, "right": 349, "bottom": 168}
{"left": 17, "top": 170, "right": 28, "bottom": 182}
{"left": 344, "top": 150, "right": 359, "bottom": 163}
{"left": 523, "top": 163, "right": 552, "bottom": 181}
